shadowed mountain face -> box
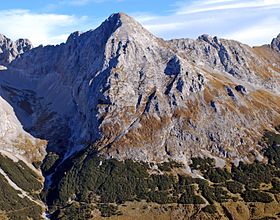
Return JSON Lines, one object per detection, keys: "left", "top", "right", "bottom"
{"left": 271, "top": 34, "right": 280, "bottom": 52}
{"left": 0, "top": 12, "right": 280, "bottom": 219}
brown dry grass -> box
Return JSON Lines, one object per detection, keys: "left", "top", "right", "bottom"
{"left": 203, "top": 87, "right": 215, "bottom": 104}
{"left": 173, "top": 99, "right": 200, "bottom": 122}
{"left": 253, "top": 45, "right": 280, "bottom": 64}
{"left": 250, "top": 90, "right": 280, "bottom": 109}
{"left": 0, "top": 211, "right": 9, "bottom": 220}
{"left": 250, "top": 45, "right": 280, "bottom": 79}
{"left": 14, "top": 134, "right": 47, "bottom": 162}
{"left": 111, "top": 115, "right": 171, "bottom": 149}
{"left": 93, "top": 201, "right": 219, "bottom": 220}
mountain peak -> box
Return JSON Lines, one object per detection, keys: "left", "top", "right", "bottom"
{"left": 109, "top": 12, "right": 130, "bottom": 18}
{"left": 66, "top": 13, "right": 136, "bottom": 45}
{"left": 0, "top": 34, "right": 32, "bottom": 66}
{"left": 15, "top": 38, "right": 33, "bottom": 53}
{"left": 99, "top": 12, "right": 137, "bottom": 30}
{"left": 101, "top": 12, "right": 145, "bottom": 34}
{"left": 100, "top": 12, "right": 156, "bottom": 41}
{"left": 107, "top": 12, "right": 134, "bottom": 23}
{"left": 65, "top": 12, "right": 156, "bottom": 47}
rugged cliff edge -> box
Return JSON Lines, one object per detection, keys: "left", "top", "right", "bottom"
{"left": 0, "top": 13, "right": 280, "bottom": 219}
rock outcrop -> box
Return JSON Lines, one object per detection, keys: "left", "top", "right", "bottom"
{"left": 271, "top": 34, "right": 280, "bottom": 52}
{"left": 0, "top": 34, "right": 32, "bottom": 67}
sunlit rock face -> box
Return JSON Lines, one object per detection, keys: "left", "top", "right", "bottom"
{"left": 0, "top": 13, "right": 279, "bottom": 167}
{"left": 0, "top": 96, "right": 46, "bottom": 163}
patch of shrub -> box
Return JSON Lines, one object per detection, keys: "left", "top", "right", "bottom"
{"left": 158, "top": 161, "right": 184, "bottom": 171}
{"left": 97, "top": 204, "right": 122, "bottom": 217}
{"left": 149, "top": 174, "right": 176, "bottom": 191}
{"left": 0, "top": 173, "right": 43, "bottom": 220}
{"left": 178, "top": 175, "right": 196, "bottom": 186}
{"left": 191, "top": 157, "right": 215, "bottom": 172}
{"left": 177, "top": 185, "right": 204, "bottom": 204}
{"left": 232, "top": 162, "right": 274, "bottom": 189}
{"left": 51, "top": 202, "right": 94, "bottom": 220}
{"left": 263, "top": 130, "right": 280, "bottom": 146}
{"left": 0, "top": 154, "right": 42, "bottom": 193}
{"left": 226, "top": 181, "right": 243, "bottom": 194}
{"left": 269, "top": 178, "right": 280, "bottom": 194}
{"left": 242, "top": 190, "right": 273, "bottom": 203}
{"left": 198, "top": 181, "right": 230, "bottom": 204}
{"left": 147, "top": 191, "right": 176, "bottom": 204}
{"left": 190, "top": 157, "right": 231, "bottom": 183}
{"left": 263, "top": 142, "right": 280, "bottom": 168}
{"left": 175, "top": 174, "right": 197, "bottom": 194}
{"left": 41, "top": 152, "right": 60, "bottom": 175}
{"left": 204, "top": 167, "right": 231, "bottom": 183}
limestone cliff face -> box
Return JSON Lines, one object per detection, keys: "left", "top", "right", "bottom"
{"left": 0, "top": 13, "right": 279, "bottom": 167}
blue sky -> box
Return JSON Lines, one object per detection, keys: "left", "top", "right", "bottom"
{"left": 1, "top": 0, "right": 280, "bottom": 46}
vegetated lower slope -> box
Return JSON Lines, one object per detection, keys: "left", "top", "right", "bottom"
{"left": 45, "top": 126, "right": 280, "bottom": 220}
{"left": 0, "top": 12, "right": 280, "bottom": 219}
{"left": 0, "top": 153, "right": 45, "bottom": 220}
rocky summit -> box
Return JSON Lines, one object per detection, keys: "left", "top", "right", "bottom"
{"left": 0, "top": 34, "right": 32, "bottom": 68}
{"left": 0, "top": 13, "right": 280, "bottom": 220}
